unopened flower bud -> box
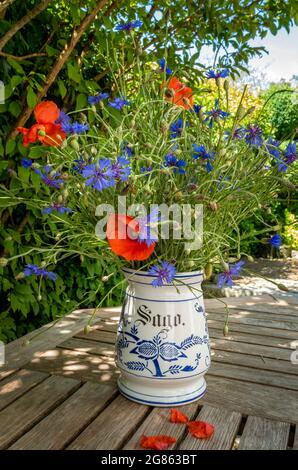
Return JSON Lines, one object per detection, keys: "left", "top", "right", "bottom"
{"left": 236, "top": 105, "right": 246, "bottom": 120}
{"left": 15, "top": 272, "right": 25, "bottom": 280}
{"left": 91, "top": 146, "right": 97, "bottom": 155}
{"left": 0, "top": 257, "right": 8, "bottom": 267}
{"left": 70, "top": 138, "right": 80, "bottom": 151}
{"left": 223, "top": 324, "right": 229, "bottom": 336}
{"left": 62, "top": 189, "right": 69, "bottom": 199}
{"left": 204, "top": 263, "right": 213, "bottom": 280}
{"left": 61, "top": 172, "right": 69, "bottom": 180}
{"left": 80, "top": 113, "right": 87, "bottom": 122}
{"left": 58, "top": 194, "right": 63, "bottom": 204}
{"left": 208, "top": 201, "right": 218, "bottom": 211}
{"left": 246, "top": 106, "right": 256, "bottom": 115}
{"left": 55, "top": 232, "right": 62, "bottom": 240}
{"left": 84, "top": 325, "right": 91, "bottom": 335}
{"left": 175, "top": 191, "right": 183, "bottom": 201}
{"left": 40, "top": 261, "right": 47, "bottom": 267}
{"left": 80, "top": 254, "right": 85, "bottom": 262}
{"left": 223, "top": 80, "right": 229, "bottom": 92}
{"left": 277, "top": 283, "right": 289, "bottom": 292}
{"left": 246, "top": 255, "right": 254, "bottom": 262}
{"left": 38, "top": 294, "right": 42, "bottom": 301}
{"left": 222, "top": 261, "right": 229, "bottom": 272}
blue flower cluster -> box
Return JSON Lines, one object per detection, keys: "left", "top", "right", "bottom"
{"left": 56, "top": 111, "right": 89, "bottom": 135}
{"left": 82, "top": 156, "right": 131, "bottom": 191}
{"left": 88, "top": 92, "right": 109, "bottom": 105}
{"left": 23, "top": 264, "right": 58, "bottom": 281}
{"left": 149, "top": 261, "right": 176, "bottom": 287}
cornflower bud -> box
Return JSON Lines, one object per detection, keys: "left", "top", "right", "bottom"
{"left": 204, "top": 263, "right": 213, "bottom": 280}
{"left": 0, "top": 257, "right": 8, "bottom": 267}
{"left": 208, "top": 201, "right": 218, "bottom": 212}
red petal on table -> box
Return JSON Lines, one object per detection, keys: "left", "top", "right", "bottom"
{"left": 188, "top": 420, "right": 214, "bottom": 439}
{"left": 169, "top": 408, "right": 189, "bottom": 423}
{"left": 140, "top": 434, "right": 176, "bottom": 450}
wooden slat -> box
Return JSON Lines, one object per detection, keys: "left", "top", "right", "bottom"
{"left": 207, "top": 303, "right": 298, "bottom": 317}
{"left": 211, "top": 348, "right": 297, "bottom": 375}
{"left": 293, "top": 427, "right": 298, "bottom": 450}
{"left": 58, "top": 337, "right": 115, "bottom": 358}
{"left": 208, "top": 318, "right": 298, "bottom": 340}
{"left": 179, "top": 406, "right": 242, "bottom": 450}
{"left": 0, "top": 368, "right": 18, "bottom": 382}
{"left": 208, "top": 362, "right": 298, "bottom": 391}
{"left": 200, "top": 376, "right": 298, "bottom": 423}
{"left": 207, "top": 311, "right": 298, "bottom": 331}
{"left": 211, "top": 338, "right": 293, "bottom": 361}
{"left": 209, "top": 327, "right": 295, "bottom": 349}
{"left": 239, "top": 416, "right": 290, "bottom": 450}
{"left": 68, "top": 394, "right": 149, "bottom": 450}
{"left": 123, "top": 403, "right": 199, "bottom": 450}
{"left": 2, "top": 307, "right": 120, "bottom": 376}
{"left": 0, "top": 375, "right": 80, "bottom": 449}
{"left": 0, "top": 369, "right": 48, "bottom": 412}
{"left": 74, "top": 329, "right": 116, "bottom": 344}
{"left": 26, "top": 348, "right": 119, "bottom": 384}
{"left": 10, "top": 381, "right": 117, "bottom": 450}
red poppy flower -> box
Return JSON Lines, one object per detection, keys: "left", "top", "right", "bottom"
{"left": 164, "top": 76, "right": 194, "bottom": 110}
{"left": 17, "top": 123, "right": 66, "bottom": 147}
{"left": 140, "top": 434, "right": 176, "bottom": 450}
{"left": 188, "top": 420, "right": 214, "bottom": 439}
{"left": 34, "top": 101, "right": 60, "bottom": 124}
{"left": 106, "top": 213, "right": 156, "bottom": 261}
{"left": 169, "top": 408, "right": 189, "bottom": 424}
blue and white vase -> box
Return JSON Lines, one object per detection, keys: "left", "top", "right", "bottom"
{"left": 116, "top": 268, "right": 210, "bottom": 406}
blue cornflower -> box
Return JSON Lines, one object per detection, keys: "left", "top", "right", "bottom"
{"left": 82, "top": 159, "right": 115, "bottom": 191}
{"left": 115, "top": 20, "right": 143, "bottom": 31}
{"left": 88, "top": 92, "right": 109, "bottom": 105}
{"left": 62, "top": 121, "right": 89, "bottom": 135}
{"left": 42, "top": 204, "right": 72, "bottom": 215}
{"left": 170, "top": 118, "right": 185, "bottom": 138}
{"left": 159, "top": 58, "right": 172, "bottom": 75}
{"left": 23, "top": 264, "right": 58, "bottom": 282}
{"left": 192, "top": 144, "right": 215, "bottom": 172}
{"left": 140, "top": 165, "right": 153, "bottom": 175}
{"left": 225, "top": 127, "right": 245, "bottom": 140}
{"left": 21, "top": 158, "right": 33, "bottom": 168}
{"left": 121, "top": 143, "right": 134, "bottom": 157}
{"left": 149, "top": 261, "right": 176, "bottom": 287}
{"left": 204, "top": 100, "right": 229, "bottom": 128}
{"left": 193, "top": 104, "right": 202, "bottom": 115}
{"left": 134, "top": 208, "right": 159, "bottom": 247}
{"left": 266, "top": 137, "right": 280, "bottom": 158}
{"left": 217, "top": 260, "right": 245, "bottom": 288}
{"left": 55, "top": 110, "right": 71, "bottom": 127}
{"left": 163, "top": 152, "right": 186, "bottom": 174}
{"left": 206, "top": 69, "right": 229, "bottom": 80}
{"left": 269, "top": 234, "right": 282, "bottom": 248}
{"left": 73, "top": 155, "right": 91, "bottom": 174}
{"left": 35, "top": 166, "right": 64, "bottom": 189}
{"left": 108, "top": 97, "right": 130, "bottom": 110}
{"left": 245, "top": 124, "right": 263, "bottom": 147}
{"left": 284, "top": 143, "right": 297, "bottom": 165}
{"left": 112, "top": 156, "right": 131, "bottom": 182}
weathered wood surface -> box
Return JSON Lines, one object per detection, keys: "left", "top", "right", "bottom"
{"left": 0, "top": 294, "right": 297, "bottom": 450}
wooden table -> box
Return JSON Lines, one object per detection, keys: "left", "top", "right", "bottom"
{"left": 1, "top": 294, "right": 298, "bottom": 450}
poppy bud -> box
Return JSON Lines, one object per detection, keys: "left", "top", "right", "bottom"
{"left": 223, "top": 79, "right": 229, "bottom": 92}
{"left": 277, "top": 283, "right": 289, "bottom": 292}
{"left": 0, "top": 257, "right": 8, "bottom": 267}
{"left": 58, "top": 195, "right": 63, "bottom": 204}
{"left": 204, "top": 263, "right": 213, "bottom": 280}
{"left": 38, "top": 294, "right": 42, "bottom": 301}
{"left": 70, "top": 138, "right": 80, "bottom": 151}
{"left": 90, "top": 146, "right": 97, "bottom": 155}
{"left": 222, "top": 261, "right": 229, "bottom": 272}
{"left": 40, "top": 261, "right": 47, "bottom": 267}
{"left": 223, "top": 324, "right": 229, "bottom": 336}
{"left": 84, "top": 325, "right": 91, "bottom": 335}
{"left": 174, "top": 191, "right": 183, "bottom": 201}
{"left": 165, "top": 88, "right": 174, "bottom": 98}
{"left": 246, "top": 255, "right": 254, "bottom": 262}
{"left": 55, "top": 232, "right": 62, "bottom": 240}
{"left": 80, "top": 113, "right": 87, "bottom": 122}
{"left": 208, "top": 201, "right": 218, "bottom": 212}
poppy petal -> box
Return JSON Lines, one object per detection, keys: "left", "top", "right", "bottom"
{"left": 169, "top": 408, "right": 189, "bottom": 423}
{"left": 34, "top": 101, "right": 60, "bottom": 124}
{"left": 188, "top": 420, "right": 214, "bottom": 439}
{"left": 140, "top": 434, "right": 176, "bottom": 450}
{"left": 106, "top": 213, "right": 155, "bottom": 261}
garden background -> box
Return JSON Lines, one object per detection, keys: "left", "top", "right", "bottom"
{"left": 0, "top": 0, "right": 298, "bottom": 342}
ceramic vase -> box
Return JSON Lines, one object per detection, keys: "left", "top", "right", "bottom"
{"left": 115, "top": 268, "right": 210, "bottom": 406}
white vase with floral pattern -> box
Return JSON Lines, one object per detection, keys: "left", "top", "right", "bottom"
{"left": 116, "top": 268, "right": 210, "bottom": 406}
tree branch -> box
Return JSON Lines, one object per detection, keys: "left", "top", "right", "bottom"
{"left": 10, "top": 0, "right": 111, "bottom": 138}
{"left": 0, "top": 0, "right": 16, "bottom": 15}
{"left": 0, "top": 51, "right": 47, "bottom": 60}
{"left": 0, "top": 0, "right": 52, "bottom": 52}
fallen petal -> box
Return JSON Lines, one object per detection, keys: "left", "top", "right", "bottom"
{"left": 169, "top": 408, "right": 189, "bottom": 424}
{"left": 140, "top": 434, "right": 176, "bottom": 450}
{"left": 188, "top": 420, "right": 214, "bottom": 439}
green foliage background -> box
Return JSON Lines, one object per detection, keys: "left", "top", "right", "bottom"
{"left": 0, "top": 0, "right": 298, "bottom": 342}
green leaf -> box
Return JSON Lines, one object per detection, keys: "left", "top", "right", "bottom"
{"left": 67, "top": 63, "right": 81, "bottom": 83}
{"left": 76, "top": 93, "right": 87, "bottom": 110}
{"left": 58, "top": 79, "right": 67, "bottom": 99}
{"left": 0, "top": 160, "right": 8, "bottom": 171}
{"left": 5, "top": 139, "right": 16, "bottom": 155}
{"left": 27, "top": 86, "right": 37, "bottom": 108}
{"left": 8, "top": 101, "right": 22, "bottom": 117}
{"left": 7, "top": 58, "right": 25, "bottom": 74}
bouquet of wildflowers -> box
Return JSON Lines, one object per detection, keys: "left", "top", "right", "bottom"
{"left": 2, "top": 59, "right": 296, "bottom": 310}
